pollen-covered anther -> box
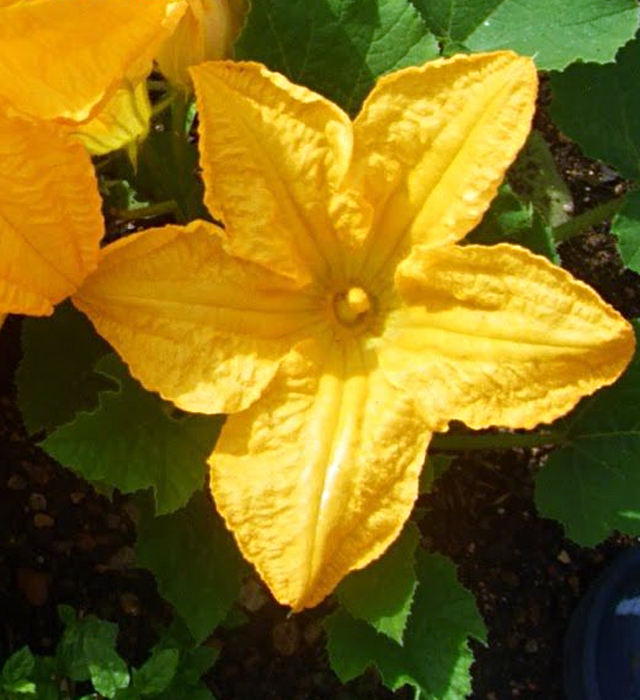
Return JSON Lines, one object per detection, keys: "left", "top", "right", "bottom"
{"left": 333, "top": 286, "right": 372, "bottom": 326}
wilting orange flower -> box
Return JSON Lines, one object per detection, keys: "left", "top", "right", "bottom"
{"left": 74, "top": 54, "right": 634, "bottom": 610}
{"left": 0, "top": 0, "right": 185, "bottom": 320}
{"left": 156, "top": 0, "right": 248, "bottom": 88}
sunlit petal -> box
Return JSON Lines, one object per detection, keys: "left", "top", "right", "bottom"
{"left": 352, "top": 52, "right": 537, "bottom": 278}
{"left": 378, "top": 243, "right": 635, "bottom": 431}
{"left": 73, "top": 80, "right": 152, "bottom": 157}
{"left": 0, "top": 113, "right": 103, "bottom": 315}
{"left": 191, "top": 61, "right": 367, "bottom": 285}
{"left": 156, "top": 0, "right": 248, "bottom": 87}
{"left": 0, "top": 0, "right": 185, "bottom": 123}
{"left": 210, "top": 339, "right": 431, "bottom": 610}
{"left": 73, "top": 220, "right": 320, "bottom": 414}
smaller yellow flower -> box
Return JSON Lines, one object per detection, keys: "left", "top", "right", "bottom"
{"left": 156, "top": 0, "right": 248, "bottom": 88}
{"left": 0, "top": 0, "right": 186, "bottom": 318}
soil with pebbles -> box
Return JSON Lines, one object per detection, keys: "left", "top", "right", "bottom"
{"left": 2, "top": 100, "right": 640, "bottom": 700}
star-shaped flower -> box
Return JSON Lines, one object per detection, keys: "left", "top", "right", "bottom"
{"left": 0, "top": 0, "right": 185, "bottom": 327}
{"left": 73, "top": 53, "right": 634, "bottom": 610}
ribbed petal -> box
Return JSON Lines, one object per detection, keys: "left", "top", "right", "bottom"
{"left": 191, "top": 61, "right": 368, "bottom": 285}
{"left": 0, "top": 0, "right": 185, "bottom": 123}
{"left": 352, "top": 52, "right": 537, "bottom": 279}
{"left": 73, "top": 220, "right": 320, "bottom": 414}
{"left": 0, "top": 112, "right": 103, "bottom": 315}
{"left": 73, "top": 80, "right": 151, "bottom": 156}
{"left": 378, "top": 243, "right": 635, "bottom": 431}
{"left": 210, "top": 338, "right": 431, "bottom": 610}
{"left": 156, "top": 0, "right": 248, "bottom": 87}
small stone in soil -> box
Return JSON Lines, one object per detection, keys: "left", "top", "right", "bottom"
{"left": 28, "top": 493, "right": 47, "bottom": 512}
{"left": 119, "top": 591, "right": 141, "bottom": 616}
{"left": 7, "top": 474, "right": 27, "bottom": 490}
{"left": 17, "top": 567, "right": 51, "bottom": 606}
{"left": 272, "top": 618, "right": 301, "bottom": 657}
{"left": 33, "top": 513, "right": 55, "bottom": 528}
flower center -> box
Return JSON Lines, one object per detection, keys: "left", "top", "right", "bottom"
{"left": 333, "top": 286, "right": 372, "bottom": 327}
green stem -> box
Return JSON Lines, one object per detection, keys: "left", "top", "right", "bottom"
{"left": 147, "top": 79, "right": 169, "bottom": 91}
{"left": 111, "top": 200, "right": 177, "bottom": 220}
{"left": 430, "top": 429, "right": 567, "bottom": 451}
{"left": 170, "top": 91, "right": 194, "bottom": 135}
{"left": 151, "top": 93, "right": 176, "bottom": 118}
{"left": 552, "top": 195, "right": 629, "bottom": 243}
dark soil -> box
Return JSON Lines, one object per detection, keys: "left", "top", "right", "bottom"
{"left": 2, "top": 99, "right": 640, "bottom": 700}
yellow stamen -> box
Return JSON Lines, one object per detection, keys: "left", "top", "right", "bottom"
{"left": 334, "top": 286, "right": 371, "bottom": 325}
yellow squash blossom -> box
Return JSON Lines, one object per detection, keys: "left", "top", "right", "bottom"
{"left": 0, "top": 0, "right": 185, "bottom": 318}
{"left": 156, "top": 0, "right": 248, "bottom": 88}
{"left": 0, "top": 0, "right": 184, "bottom": 124}
{"left": 73, "top": 80, "right": 153, "bottom": 159}
{"left": 73, "top": 54, "right": 635, "bottom": 611}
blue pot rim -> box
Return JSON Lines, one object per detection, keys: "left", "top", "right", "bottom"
{"left": 564, "top": 546, "right": 640, "bottom": 700}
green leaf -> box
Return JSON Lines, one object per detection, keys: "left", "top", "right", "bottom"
{"left": 17, "top": 302, "right": 112, "bottom": 434}
{"left": 132, "top": 649, "right": 179, "bottom": 696}
{"left": 173, "top": 646, "right": 218, "bottom": 686}
{"left": 550, "top": 36, "right": 640, "bottom": 181}
{"left": 412, "top": 0, "right": 639, "bottom": 70}
{"left": 148, "top": 633, "right": 218, "bottom": 700}
{"left": 509, "top": 131, "right": 573, "bottom": 230}
{"left": 42, "top": 354, "right": 221, "bottom": 515}
{"left": 612, "top": 190, "right": 640, "bottom": 273}
{"left": 468, "top": 184, "right": 533, "bottom": 243}
{"left": 326, "top": 551, "right": 486, "bottom": 699}
{"left": 337, "top": 523, "right": 419, "bottom": 643}
{"left": 419, "top": 454, "right": 454, "bottom": 494}
{"left": 236, "top": 0, "right": 438, "bottom": 115}
{"left": 100, "top": 176, "right": 150, "bottom": 215}
{"left": 150, "top": 618, "right": 219, "bottom": 689}
{"left": 84, "top": 637, "right": 130, "bottom": 699}
{"left": 136, "top": 490, "right": 247, "bottom": 643}
{"left": 518, "top": 213, "right": 560, "bottom": 263}
{"left": 135, "top": 131, "right": 208, "bottom": 224}
{"left": 2, "top": 647, "right": 35, "bottom": 688}
{"left": 467, "top": 185, "right": 559, "bottom": 263}
{"left": 32, "top": 656, "right": 60, "bottom": 700}
{"left": 57, "top": 612, "right": 119, "bottom": 682}
{"left": 535, "top": 322, "right": 640, "bottom": 545}
{"left": 5, "top": 680, "right": 37, "bottom": 695}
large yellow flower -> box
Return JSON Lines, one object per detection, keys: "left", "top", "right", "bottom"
{"left": 73, "top": 54, "right": 635, "bottom": 610}
{"left": 0, "top": 0, "right": 185, "bottom": 320}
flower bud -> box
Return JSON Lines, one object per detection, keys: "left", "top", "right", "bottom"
{"left": 73, "top": 80, "right": 152, "bottom": 158}
{"left": 156, "top": 0, "right": 247, "bottom": 89}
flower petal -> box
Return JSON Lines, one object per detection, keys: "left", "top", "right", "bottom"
{"left": 73, "top": 80, "right": 152, "bottom": 157}
{"left": 0, "top": 113, "right": 103, "bottom": 316}
{"left": 73, "top": 220, "right": 318, "bottom": 414}
{"left": 210, "top": 339, "right": 431, "bottom": 610}
{"left": 352, "top": 52, "right": 537, "bottom": 279}
{"left": 156, "top": 0, "right": 248, "bottom": 87}
{"left": 379, "top": 243, "right": 635, "bottom": 431}
{"left": 191, "top": 61, "right": 365, "bottom": 285}
{"left": 0, "top": 0, "right": 184, "bottom": 123}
